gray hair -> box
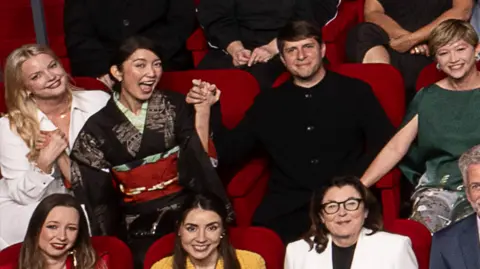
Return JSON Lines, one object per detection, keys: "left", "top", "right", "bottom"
{"left": 458, "top": 145, "right": 480, "bottom": 185}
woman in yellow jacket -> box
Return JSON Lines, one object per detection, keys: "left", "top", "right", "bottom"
{"left": 151, "top": 193, "right": 266, "bottom": 269}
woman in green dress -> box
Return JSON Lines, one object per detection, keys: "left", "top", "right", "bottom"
{"left": 360, "top": 19, "right": 480, "bottom": 233}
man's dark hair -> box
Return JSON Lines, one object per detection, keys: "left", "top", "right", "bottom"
{"left": 277, "top": 20, "right": 323, "bottom": 55}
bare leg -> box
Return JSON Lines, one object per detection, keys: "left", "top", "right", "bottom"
{"left": 362, "top": 45, "right": 390, "bottom": 64}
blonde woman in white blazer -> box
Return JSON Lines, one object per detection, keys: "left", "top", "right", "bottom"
{"left": 285, "top": 176, "right": 418, "bottom": 269}
{"left": 0, "top": 44, "right": 110, "bottom": 249}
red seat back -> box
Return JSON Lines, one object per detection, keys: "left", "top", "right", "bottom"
{"left": 159, "top": 70, "right": 260, "bottom": 129}
{"left": 0, "top": 236, "right": 133, "bottom": 269}
{"left": 143, "top": 227, "right": 285, "bottom": 269}
{"left": 388, "top": 219, "right": 432, "bottom": 269}
{"left": 0, "top": 82, "right": 6, "bottom": 113}
{"left": 416, "top": 61, "right": 480, "bottom": 91}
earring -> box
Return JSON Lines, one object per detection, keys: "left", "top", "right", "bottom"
{"left": 436, "top": 63, "right": 441, "bottom": 70}
{"left": 475, "top": 53, "right": 480, "bottom": 62}
{"left": 69, "top": 250, "right": 78, "bottom": 268}
{"left": 220, "top": 232, "right": 225, "bottom": 239}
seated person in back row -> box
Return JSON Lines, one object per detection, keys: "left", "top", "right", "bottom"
{"left": 187, "top": 20, "right": 395, "bottom": 244}
{"left": 429, "top": 145, "right": 480, "bottom": 269}
{"left": 196, "top": 0, "right": 341, "bottom": 90}
{"left": 346, "top": 0, "right": 473, "bottom": 102}
{"left": 64, "top": 0, "right": 196, "bottom": 88}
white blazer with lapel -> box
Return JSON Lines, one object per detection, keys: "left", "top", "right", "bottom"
{"left": 284, "top": 228, "right": 418, "bottom": 269}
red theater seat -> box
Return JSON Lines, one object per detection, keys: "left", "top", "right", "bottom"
{"left": 143, "top": 227, "right": 285, "bottom": 269}
{"left": 44, "top": 0, "right": 70, "bottom": 72}
{"left": 388, "top": 219, "right": 432, "bottom": 269}
{"left": 0, "top": 82, "right": 5, "bottom": 113}
{"left": 416, "top": 61, "right": 480, "bottom": 91}
{"left": 0, "top": 236, "right": 133, "bottom": 269}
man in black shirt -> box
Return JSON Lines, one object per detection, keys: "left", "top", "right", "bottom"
{"left": 187, "top": 20, "right": 394, "bottom": 243}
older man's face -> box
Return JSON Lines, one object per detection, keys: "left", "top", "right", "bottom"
{"left": 466, "top": 163, "right": 480, "bottom": 214}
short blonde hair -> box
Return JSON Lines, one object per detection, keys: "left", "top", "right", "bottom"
{"left": 4, "top": 44, "right": 74, "bottom": 161}
{"left": 428, "top": 19, "right": 478, "bottom": 56}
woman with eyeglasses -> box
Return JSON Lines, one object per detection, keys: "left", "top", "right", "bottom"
{"left": 284, "top": 176, "right": 418, "bottom": 269}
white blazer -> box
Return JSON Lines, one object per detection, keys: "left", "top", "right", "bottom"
{"left": 285, "top": 228, "right": 418, "bottom": 269}
{"left": 0, "top": 90, "right": 110, "bottom": 250}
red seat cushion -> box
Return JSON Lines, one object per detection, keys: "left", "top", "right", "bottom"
{"left": 0, "top": 236, "right": 133, "bottom": 269}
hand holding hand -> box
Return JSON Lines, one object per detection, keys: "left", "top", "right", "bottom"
{"left": 36, "top": 129, "right": 69, "bottom": 174}
{"left": 186, "top": 79, "right": 221, "bottom": 111}
{"left": 232, "top": 49, "right": 252, "bottom": 66}
{"left": 35, "top": 132, "right": 51, "bottom": 151}
{"left": 247, "top": 45, "right": 276, "bottom": 67}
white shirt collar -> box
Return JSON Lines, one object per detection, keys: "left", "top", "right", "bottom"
{"left": 36, "top": 92, "right": 88, "bottom": 129}
{"left": 477, "top": 214, "right": 480, "bottom": 240}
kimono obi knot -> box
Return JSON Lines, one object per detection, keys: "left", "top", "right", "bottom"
{"left": 111, "top": 146, "right": 183, "bottom": 203}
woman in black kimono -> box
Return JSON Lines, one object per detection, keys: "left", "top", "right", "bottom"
{"left": 69, "top": 36, "right": 230, "bottom": 269}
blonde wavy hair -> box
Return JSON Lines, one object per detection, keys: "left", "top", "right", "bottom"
{"left": 4, "top": 44, "right": 75, "bottom": 161}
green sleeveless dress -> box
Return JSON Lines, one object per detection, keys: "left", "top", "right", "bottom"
{"left": 398, "top": 84, "right": 480, "bottom": 232}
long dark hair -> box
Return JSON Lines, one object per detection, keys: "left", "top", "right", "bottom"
{"left": 109, "top": 36, "right": 159, "bottom": 93}
{"left": 303, "top": 176, "right": 383, "bottom": 253}
{"left": 18, "top": 194, "right": 101, "bottom": 269}
{"left": 172, "top": 193, "right": 240, "bottom": 269}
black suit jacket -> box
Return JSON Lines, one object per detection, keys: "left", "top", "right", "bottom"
{"left": 64, "top": 0, "right": 196, "bottom": 77}
{"left": 430, "top": 214, "right": 480, "bottom": 269}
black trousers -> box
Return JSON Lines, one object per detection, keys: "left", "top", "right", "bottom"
{"left": 254, "top": 204, "right": 311, "bottom": 244}
{"left": 197, "top": 49, "right": 286, "bottom": 91}
{"left": 126, "top": 206, "right": 180, "bottom": 269}
{"left": 346, "top": 22, "right": 432, "bottom": 103}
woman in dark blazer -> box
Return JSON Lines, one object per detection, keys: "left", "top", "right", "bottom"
{"left": 64, "top": 0, "right": 196, "bottom": 87}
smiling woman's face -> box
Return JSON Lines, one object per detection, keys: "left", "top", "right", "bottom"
{"left": 21, "top": 53, "right": 67, "bottom": 100}
{"left": 112, "top": 48, "right": 163, "bottom": 102}
{"left": 38, "top": 206, "right": 79, "bottom": 260}
{"left": 320, "top": 186, "right": 367, "bottom": 242}
{"left": 435, "top": 39, "right": 479, "bottom": 81}
{"left": 179, "top": 208, "right": 223, "bottom": 264}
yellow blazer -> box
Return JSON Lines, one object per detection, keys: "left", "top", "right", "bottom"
{"left": 151, "top": 249, "right": 266, "bottom": 269}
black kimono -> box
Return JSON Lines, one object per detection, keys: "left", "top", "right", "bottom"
{"left": 211, "top": 71, "right": 395, "bottom": 243}
{"left": 70, "top": 90, "right": 229, "bottom": 269}
{"left": 196, "top": 0, "right": 340, "bottom": 90}
{"left": 64, "top": 0, "right": 196, "bottom": 77}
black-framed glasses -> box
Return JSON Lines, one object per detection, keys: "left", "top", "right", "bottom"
{"left": 321, "top": 198, "right": 363, "bottom": 215}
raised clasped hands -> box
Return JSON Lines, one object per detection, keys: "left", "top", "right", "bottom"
{"left": 186, "top": 79, "right": 221, "bottom": 112}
